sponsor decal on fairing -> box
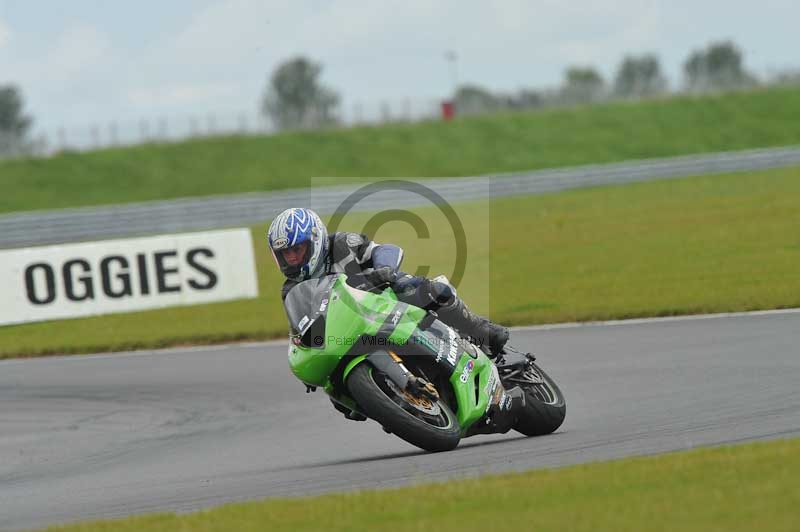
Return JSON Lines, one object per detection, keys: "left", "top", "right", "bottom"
{"left": 446, "top": 327, "right": 459, "bottom": 365}
{"left": 459, "top": 360, "right": 475, "bottom": 383}
{"left": 297, "top": 315, "right": 311, "bottom": 333}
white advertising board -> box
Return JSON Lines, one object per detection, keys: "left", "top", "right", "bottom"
{"left": 0, "top": 229, "right": 258, "bottom": 326}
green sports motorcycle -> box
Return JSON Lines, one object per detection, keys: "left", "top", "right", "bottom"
{"left": 284, "top": 273, "right": 566, "bottom": 452}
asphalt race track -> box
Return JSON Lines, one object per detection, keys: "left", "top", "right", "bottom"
{"left": 2, "top": 311, "right": 799, "bottom": 530}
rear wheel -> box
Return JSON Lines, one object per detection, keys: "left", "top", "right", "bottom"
{"left": 505, "top": 360, "right": 566, "bottom": 436}
{"left": 347, "top": 363, "right": 461, "bottom": 452}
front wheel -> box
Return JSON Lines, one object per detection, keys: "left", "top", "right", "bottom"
{"left": 508, "top": 361, "right": 567, "bottom": 436}
{"left": 347, "top": 363, "right": 461, "bottom": 452}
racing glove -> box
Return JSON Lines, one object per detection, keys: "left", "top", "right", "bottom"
{"left": 347, "top": 266, "right": 398, "bottom": 292}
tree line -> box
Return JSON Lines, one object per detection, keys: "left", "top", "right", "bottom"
{"left": 2, "top": 39, "right": 799, "bottom": 155}
{"left": 260, "top": 40, "right": 792, "bottom": 127}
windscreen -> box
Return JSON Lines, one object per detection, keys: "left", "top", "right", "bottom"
{"left": 283, "top": 274, "right": 338, "bottom": 336}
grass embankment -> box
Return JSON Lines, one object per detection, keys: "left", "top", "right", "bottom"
{"left": 2, "top": 87, "right": 800, "bottom": 214}
{"left": 38, "top": 437, "right": 800, "bottom": 532}
{"left": 2, "top": 165, "right": 799, "bottom": 359}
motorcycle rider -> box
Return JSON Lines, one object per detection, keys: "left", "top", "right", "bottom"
{"left": 267, "top": 207, "right": 509, "bottom": 357}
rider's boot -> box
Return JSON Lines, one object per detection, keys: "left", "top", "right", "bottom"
{"left": 487, "top": 386, "right": 526, "bottom": 433}
{"left": 434, "top": 294, "right": 510, "bottom": 357}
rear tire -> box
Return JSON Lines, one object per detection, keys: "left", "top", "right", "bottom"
{"left": 347, "top": 363, "right": 461, "bottom": 452}
{"left": 512, "top": 361, "right": 566, "bottom": 436}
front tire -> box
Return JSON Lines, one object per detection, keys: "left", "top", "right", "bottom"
{"left": 347, "top": 363, "right": 461, "bottom": 452}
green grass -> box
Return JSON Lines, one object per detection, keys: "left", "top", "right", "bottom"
{"left": 3, "top": 87, "right": 800, "bottom": 214}
{"left": 37, "top": 437, "right": 800, "bottom": 532}
{"left": 2, "top": 165, "right": 799, "bottom": 359}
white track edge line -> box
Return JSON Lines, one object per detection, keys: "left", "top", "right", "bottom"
{"left": 510, "top": 307, "right": 800, "bottom": 332}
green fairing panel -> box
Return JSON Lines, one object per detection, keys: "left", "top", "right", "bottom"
{"left": 449, "top": 351, "right": 498, "bottom": 432}
{"left": 287, "top": 275, "right": 402, "bottom": 387}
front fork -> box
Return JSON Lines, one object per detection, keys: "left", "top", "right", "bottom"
{"left": 341, "top": 350, "right": 439, "bottom": 401}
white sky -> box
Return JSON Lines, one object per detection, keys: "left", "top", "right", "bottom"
{"left": 0, "top": 0, "right": 798, "bottom": 136}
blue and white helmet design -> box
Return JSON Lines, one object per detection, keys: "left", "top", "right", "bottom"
{"left": 267, "top": 208, "right": 328, "bottom": 281}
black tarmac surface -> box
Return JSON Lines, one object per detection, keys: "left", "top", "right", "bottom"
{"left": 2, "top": 311, "right": 798, "bottom": 530}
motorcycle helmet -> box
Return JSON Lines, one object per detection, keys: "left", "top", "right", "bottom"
{"left": 267, "top": 208, "right": 328, "bottom": 281}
